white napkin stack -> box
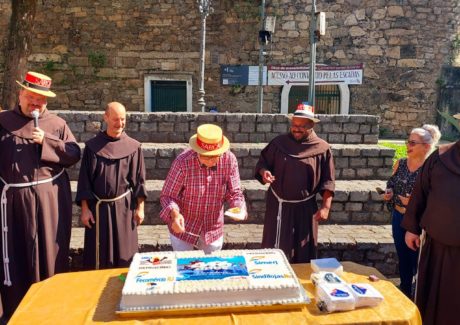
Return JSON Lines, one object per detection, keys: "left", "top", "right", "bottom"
{"left": 347, "top": 283, "right": 384, "bottom": 308}
{"left": 316, "top": 283, "right": 356, "bottom": 313}
{"left": 310, "top": 259, "right": 384, "bottom": 313}
{"left": 311, "top": 258, "right": 344, "bottom": 275}
{"left": 310, "top": 271, "right": 346, "bottom": 287}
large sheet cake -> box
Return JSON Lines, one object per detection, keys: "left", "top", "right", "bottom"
{"left": 119, "top": 249, "right": 308, "bottom": 312}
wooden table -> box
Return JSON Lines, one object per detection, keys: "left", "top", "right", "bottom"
{"left": 9, "top": 262, "right": 421, "bottom": 324}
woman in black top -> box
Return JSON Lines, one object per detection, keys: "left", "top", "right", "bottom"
{"left": 383, "top": 124, "right": 441, "bottom": 298}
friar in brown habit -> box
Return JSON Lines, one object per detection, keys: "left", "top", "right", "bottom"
{"left": 254, "top": 103, "right": 335, "bottom": 263}
{"left": 76, "top": 102, "right": 147, "bottom": 270}
{"left": 402, "top": 113, "right": 460, "bottom": 325}
{"left": 0, "top": 72, "right": 81, "bottom": 320}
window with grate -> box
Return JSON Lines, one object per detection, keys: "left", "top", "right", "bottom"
{"left": 288, "top": 85, "right": 340, "bottom": 114}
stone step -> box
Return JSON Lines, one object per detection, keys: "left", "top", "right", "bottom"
{"left": 70, "top": 179, "right": 390, "bottom": 226}
{"left": 67, "top": 142, "right": 395, "bottom": 181}
{"left": 69, "top": 224, "right": 397, "bottom": 277}
{"left": 56, "top": 111, "right": 380, "bottom": 145}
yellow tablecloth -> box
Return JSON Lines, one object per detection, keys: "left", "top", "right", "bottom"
{"left": 10, "top": 262, "right": 421, "bottom": 324}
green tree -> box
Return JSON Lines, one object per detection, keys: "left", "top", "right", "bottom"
{"left": 1, "top": 0, "right": 38, "bottom": 111}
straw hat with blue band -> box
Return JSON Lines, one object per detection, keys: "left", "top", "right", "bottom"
{"left": 16, "top": 71, "right": 56, "bottom": 98}
{"left": 288, "top": 102, "right": 320, "bottom": 123}
{"left": 189, "top": 124, "right": 230, "bottom": 156}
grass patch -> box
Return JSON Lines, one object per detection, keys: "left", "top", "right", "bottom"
{"left": 379, "top": 142, "right": 407, "bottom": 165}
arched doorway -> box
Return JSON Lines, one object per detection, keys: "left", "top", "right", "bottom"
{"left": 288, "top": 85, "right": 341, "bottom": 114}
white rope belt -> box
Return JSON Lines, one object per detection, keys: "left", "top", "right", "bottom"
{"left": 1, "top": 169, "right": 65, "bottom": 286}
{"left": 270, "top": 187, "right": 316, "bottom": 249}
{"left": 414, "top": 229, "right": 426, "bottom": 304}
{"left": 92, "top": 189, "right": 131, "bottom": 270}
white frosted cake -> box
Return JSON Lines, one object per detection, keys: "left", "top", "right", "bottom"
{"left": 119, "top": 249, "right": 308, "bottom": 311}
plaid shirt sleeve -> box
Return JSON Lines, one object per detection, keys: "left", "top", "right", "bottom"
{"left": 224, "top": 152, "right": 245, "bottom": 208}
{"left": 159, "top": 158, "right": 184, "bottom": 225}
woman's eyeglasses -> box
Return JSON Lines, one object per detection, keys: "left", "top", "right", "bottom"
{"left": 406, "top": 140, "right": 425, "bottom": 146}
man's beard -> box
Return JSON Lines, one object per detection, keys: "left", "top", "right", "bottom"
{"left": 291, "top": 130, "right": 311, "bottom": 142}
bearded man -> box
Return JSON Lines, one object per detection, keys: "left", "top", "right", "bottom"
{"left": 255, "top": 103, "right": 335, "bottom": 263}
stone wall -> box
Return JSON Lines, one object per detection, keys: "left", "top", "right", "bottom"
{"left": 63, "top": 111, "right": 391, "bottom": 228}
{"left": 68, "top": 142, "right": 394, "bottom": 182}
{"left": 0, "top": 0, "right": 458, "bottom": 136}
{"left": 57, "top": 111, "right": 380, "bottom": 144}
{"left": 70, "top": 180, "right": 391, "bottom": 227}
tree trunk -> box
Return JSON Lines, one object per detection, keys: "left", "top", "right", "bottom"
{"left": 0, "top": 0, "right": 37, "bottom": 111}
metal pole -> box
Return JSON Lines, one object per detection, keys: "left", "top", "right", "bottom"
{"left": 197, "top": 0, "right": 212, "bottom": 112}
{"left": 257, "top": 0, "right": 266, "bottom": 113}
{"left": 308, "top": 0, "right": 317, "bottom": 107}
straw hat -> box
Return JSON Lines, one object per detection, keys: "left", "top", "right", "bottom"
{"left": 288, "top": 102, "right": 320, "bottom": 123}
{"left": 454, "top": 113, "right": 460, "bottom": 119}
{"left": 16, "top": 71, "right": 56, "bottom": 97}
{"left": 189, "top": 124, "right": 230, "bottom": 156}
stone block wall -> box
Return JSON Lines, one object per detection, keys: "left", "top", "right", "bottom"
{"left": 0, "top": 0, "right": 458, "bottom": 136}
{"left": 317, "top": 243, "right": 397, "bottom": 276}
{"left": 70, "top": 181, "right": 390, "bottom": 227}
{"left": 247, "top": 192, "right": 391, "bottom": 226}
{"left": 65, "top": 111, "right": 391, "bottom": 227}
{"left": 68, "top": 142, "right": 394, "bottom": 182}
{"left": 57, "top": 111, "right": 380, "bottom": 144}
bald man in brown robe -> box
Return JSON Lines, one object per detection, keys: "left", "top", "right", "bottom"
{"left": 76, "top": 102, "right": 147, "bottom": 270}
{"left": 255, "top": 104, "right": 335, "bottom": 263}
{"left": 0, "top": 72, "right": 81, "bottom": 320}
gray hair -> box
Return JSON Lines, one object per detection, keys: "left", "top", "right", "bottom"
{"left": 411, "top": 124, "right": 441, "bottom": 147}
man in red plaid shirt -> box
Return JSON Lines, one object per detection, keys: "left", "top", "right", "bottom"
{"left": 160, "top": 124, "right": 246, "bottom": 253}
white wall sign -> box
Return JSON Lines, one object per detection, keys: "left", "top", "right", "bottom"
{"left": 268, "top": 64, "right": 363, "bottom": 86}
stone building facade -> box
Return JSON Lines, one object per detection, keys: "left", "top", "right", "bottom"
{"left": 0, "top": 0, "right": 459, "bottom": 135}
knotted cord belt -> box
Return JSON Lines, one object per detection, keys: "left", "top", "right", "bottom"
{"left": 414, "top": 229, "right": 426, "bottom": 303}
{"left": 1, "top": 169, "right": 65, "bottom": 286}
{"left": 270, "top": 187, "right": 316, "bottom": 249}
{"left": 92, "top": 189, "right": 131, "bottom": 270}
